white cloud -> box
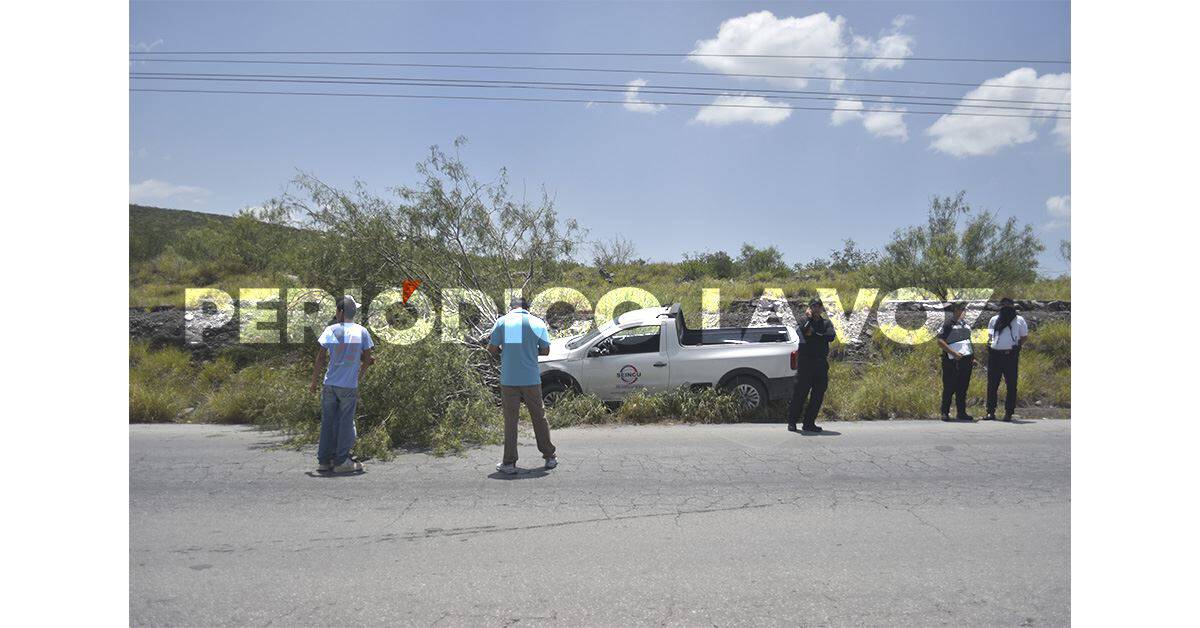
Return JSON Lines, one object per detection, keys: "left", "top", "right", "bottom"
{"left": 688, "top": 10, "right": 914, "bottom": 132}
{"left": 1044, "top": 195, "right": 1071, "bottom": 229}
{"left": 926, "top": 68, "right": 1071, "bottom": 157}
{"left": 1046, "top": 195, "right": 1071, "bottom": 218}
{"left": 853, "top": 15, "right": 915, "bottom": 71}
{"left": 862, "top": 107, "right": 909, "bottom": 141}
{"left": 131, "top": 39, "right": 163, "bottom": 53}
{"left": 130, "top": 39, "right": 164, "bottom": 67}
{"left": 130, "top": 179, "right": 210, "bottom": 206}
{"left": 622, "top": 79, "right": 665, "bottom": 113}
{"left": 830, "top": 99, "right": 864, "bottom": 126}
{"left": 828, "top": 99, "right": 908, "bottom": 141}
{"left": 690, "top": 11, "right": 852, "bottom": 89}
{"left": 691, "top": 95, "right": 792, "bottom": 126}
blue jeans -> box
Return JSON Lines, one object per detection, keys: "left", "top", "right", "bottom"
{"left": 318, "top": 385, "right": 358, "bottom": 465}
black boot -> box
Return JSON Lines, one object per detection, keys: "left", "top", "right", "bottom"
{"left": 940, "top": 413, "right": 953, "bottom": 422}
{"left": 787, "top": 423, "right": 798, "bottom": 432}
{"left": 983, "top": 413, "right": 998, "bottom": 421}
{"left": 801, "top": 423, "right": 823, "bottom": 432}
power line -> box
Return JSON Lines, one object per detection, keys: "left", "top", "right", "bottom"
{"left": 130, "top": 71, "right": 1070, "bottom": 106}
{"left": 130, "top": 87, "right": 1070, "bottom": 120}
{"left": 132, "top": 58, "right": 1073, "bottom": 92}
{"left": 130, "top": 73, "right": 1070, "bottom": 113}
{"left": 129, "top": 49, "right": 1071, "bottom": 64}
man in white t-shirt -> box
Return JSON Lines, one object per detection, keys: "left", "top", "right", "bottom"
{"left": 309, "top": 296, "right": 375, "bottom": 473}
{"left": 984, "top": 297, "right": 1029, "bottom": 421}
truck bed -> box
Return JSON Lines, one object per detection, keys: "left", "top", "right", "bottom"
{"left": 667, "top": 305, "right": 791, "bottom": 346}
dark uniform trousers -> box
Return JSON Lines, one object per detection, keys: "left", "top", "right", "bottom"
{"left": 788, "top": 356, "right": 829, "bottom": 427}
{"left": 986, "top": 349, "right": 1020, "bottom": 416}
{"left": 940, "top": 354, "right": 975, "bottom": 416}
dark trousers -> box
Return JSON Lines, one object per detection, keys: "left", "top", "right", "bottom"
{"left": 788, "top": 356, "right": 829, "bottom": 427}
{"left": 940, "top": 355, "right": 975, "bottom": 416}
{"left": 986, "top": 350, "right": 1020, "bottom": 416}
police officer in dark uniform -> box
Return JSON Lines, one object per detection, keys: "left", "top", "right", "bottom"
{"left": 935, "top": 302, "right": 975, "bottom": 421}
{"left": 787, "top": 298, "right": 838, "bottom": 433}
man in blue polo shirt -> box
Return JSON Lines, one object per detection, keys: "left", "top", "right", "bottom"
{"left": 487, "top": 297, "right": 557, "bottom": 474}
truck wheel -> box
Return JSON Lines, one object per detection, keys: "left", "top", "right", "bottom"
{"left": 542, "top": 381, "right": 570, "bottom": 407}
{"left": 725, "top": 376, "right": 767, "bottom": 413}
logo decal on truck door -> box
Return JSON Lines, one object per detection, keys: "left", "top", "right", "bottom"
{"left": 617, "top": 364, "right": 640, "bottom": 385}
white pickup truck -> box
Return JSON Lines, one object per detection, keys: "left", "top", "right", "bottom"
{"left": 538, "top": 304, "right": 799, "bottom": 412}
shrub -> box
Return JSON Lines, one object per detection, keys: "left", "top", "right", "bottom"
{"left": 1025, "top": 321, "right": 1070, "bottom": 367}
{"left": 839, "top": 349, "right": 940, "bottom": 420}
{"left": 356, "top": 340, "right": 503, "bottom": 455}
{"left": 197, "top": 356, "right": 236, "bottom": 389}
{"left": 130, "top": 380, "right": 189, "bottom": 423}
{"left": 197, "top": 365, "right": 314, "bottom": 424}
{"left": 615, "top": 389, "right": 670, "bottom": 423}
{"left": 546, "top": 392, "right": 613, "bottom": 428}
{"left": 129, "top": 342, "right": 197, "bottom": 422}
{"left": 660, "top": 386, "right": 745, "bottom": 423}
{"left": 613, "top": 386, "right": 745, "bottom": 423}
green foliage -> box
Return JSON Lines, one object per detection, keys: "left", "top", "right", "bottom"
{"left": 276, "top": 138, "right": 584, "bottom": 341}
{"left": 130, "top": 205, "right": 229, "bottom": 263}
{"left": 546, "top": 392, "right": 613, "bottom": 428}
{"left": 356, "top": 340, "right": 502, "bottom": 452}
{"left": 737, "top": 243, "right": 791, "bottom": 276}
{"left": 130, "top": 381, "right": 189, "bottom": 423}
{"left": 197, "top": 365, "right": 316, "bottom": 425}
{"left": 129, "top": 342, "right": 196, "bottom": 422}
{"left": 867, "top": 192, "right": 1046, "bottom": 293}
{"left": 836, "top": 348, "right": 939, "bottom": 420}
{"left": 615, "top": 386, "right": 745, "bottom": 423}
{"left": 1024, "top": 321, "right": 1071, "bottom": 367}
{"left": 680, "top": 250, "right": 737, "bottom": 281}
{"left": 800, "top": 239, "right": 881, "bottom": 276}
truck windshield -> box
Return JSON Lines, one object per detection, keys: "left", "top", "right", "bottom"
{"left": 566, "top": 322, "right": 614, "bottom": 350}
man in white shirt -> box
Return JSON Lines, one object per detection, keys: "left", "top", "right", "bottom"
{"left": 985, "top": 297, "right": 1029, "bottom": 421}
{"left": 309, "top": 296, "right": 375, "bottom": 473}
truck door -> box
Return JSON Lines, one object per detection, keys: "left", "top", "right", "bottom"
{"left": 580, "top": 324, "right": 670, "bottom": 400}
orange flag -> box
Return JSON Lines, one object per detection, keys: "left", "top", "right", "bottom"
{"left": 401, "top": 279, "right": 422, "bottom": 304}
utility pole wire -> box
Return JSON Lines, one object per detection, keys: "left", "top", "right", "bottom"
{"left": 130, "top": 87, "right": 1071, "bottom": 120}
{"left": 130, "top": 71, "right": 1071, "bottom": 106}
{"left": 131, "top": 58, "right": 1073, "bottom": 92}
{"left": 129, "top": 49, "right": 1071, "bottom": 64}
{"left": 130, "top": 73, "right": 1070, "bottom": 113}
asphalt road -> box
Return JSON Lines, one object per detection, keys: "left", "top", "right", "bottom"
{"left": 130, "top": 420, "right": 1069, "bottom": 627}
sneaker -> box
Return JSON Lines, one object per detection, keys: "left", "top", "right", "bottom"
{"left": 1003, "top": 413, "right": 1015, "bottom": 422}
{"left": 544, "top": 457, "right": 558, "bottom": 470}
{"left": 316, "top": 461, "right": 334, "bottom": 472}
{"left": 940, "top": 414, "right": 953, "bottom": 422}
{"left": 787, "top": 424, "right": 798, "bottom": 432}
{"left": 333, "top": 459, "right": 363, "bottom": 473}
{"left": 983, "top": 413, "right": 998, "bottom": 421}
{"left": 801, "top": 424, "right": 823, "bottom": 433}
{"left": 496, "top": 462, "right": 518, "bottom": 475}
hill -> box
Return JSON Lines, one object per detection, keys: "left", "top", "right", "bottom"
{"left": 130, "top": 204, "right": 234, "bottom": 263}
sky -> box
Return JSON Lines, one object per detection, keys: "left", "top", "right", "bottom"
{"left": 130, "top": 0, "right": 1071, "bottom": 274}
